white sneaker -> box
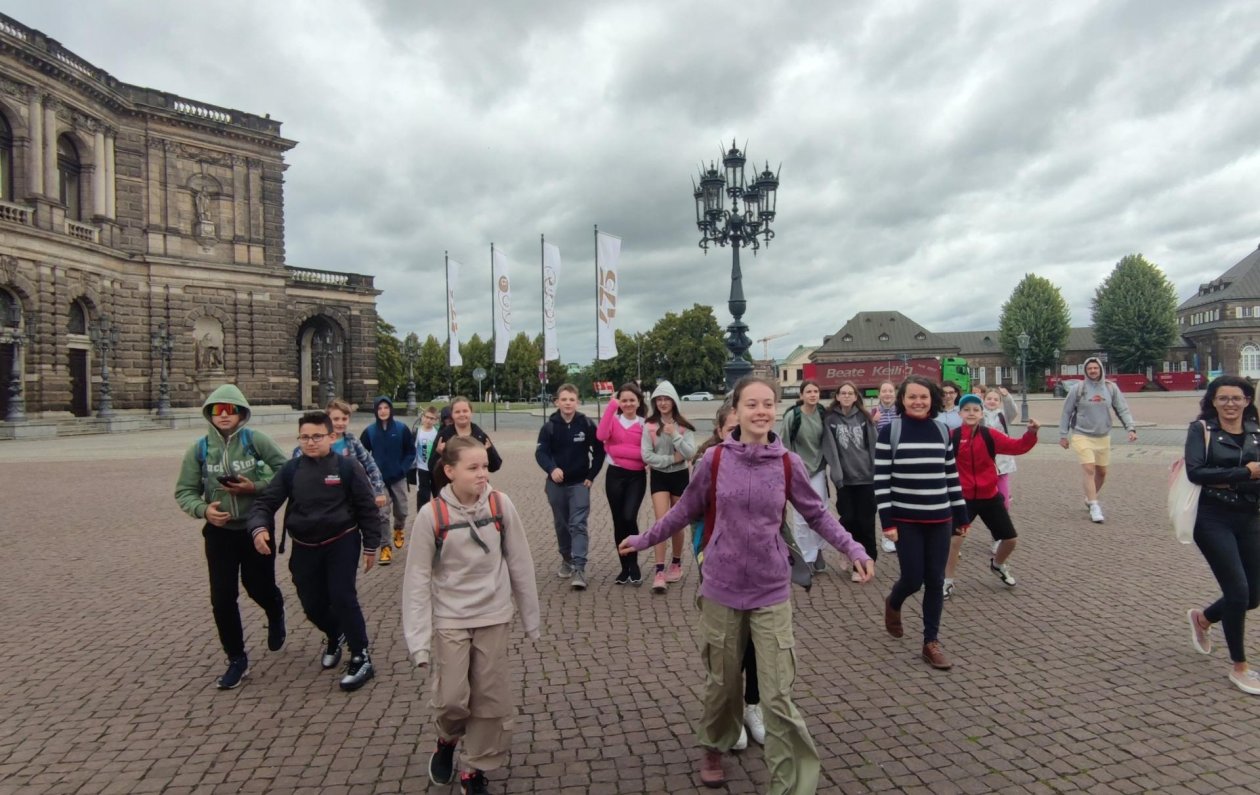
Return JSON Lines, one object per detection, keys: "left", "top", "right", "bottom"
{"left": 1089, "top": 502, "right": 1104, "bottom": 523}
{"left": 989, "top": 558, "right": 1016, "bottom": 587}
{"left": 732, "top": 724, "right": 748, "bottom": 751}
{"left": 943, "top": 579, "right": 955, "bottom": 600}
{"left": 1230, "top": 668, "right": 1260, "bottom": 695}
{"left": 743, "top": 704, "right": 765, "bottom": 746}
{"left": 881, "top": 537, "right": 897, "bottom": 554}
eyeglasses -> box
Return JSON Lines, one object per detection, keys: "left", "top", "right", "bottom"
{"left": 210, "top": 403, "right": 238, "bottom": 417}
{"left": 1215, "top": 396, "right": 1248, "bottom": 404}
{"left": 297, "top": 433, "right": 329, "bottom": 443}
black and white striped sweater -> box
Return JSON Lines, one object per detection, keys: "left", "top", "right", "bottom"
{"left": 874, "top": 416, "right": 969, "bottom": 529}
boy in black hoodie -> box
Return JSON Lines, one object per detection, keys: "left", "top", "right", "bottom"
{"left": 247, "top": 411, "right": 386, "bottom": 691}
{"left": 535, "top": 384, "right": 605, "bottom": 590}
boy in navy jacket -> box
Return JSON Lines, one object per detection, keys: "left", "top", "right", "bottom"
{"left": 535, "top": 384, "right": 605, "bottom": 590}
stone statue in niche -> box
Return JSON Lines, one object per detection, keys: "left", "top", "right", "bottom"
{"left": 193, "top": 316, "right": 225, "bottom": 372}
{"left": 186, "top": 170, "right": 220, "bottom": 246}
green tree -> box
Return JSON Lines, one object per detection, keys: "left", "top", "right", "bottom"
{"left": 416, "top": 334, "right": 448, "bottom": 401}
{"left": 646, "top": 304, "right": 726, "bottom": 393}
{"left": 455, "top": 334, "right": 493, "bottom": 399}
{"left": 503, "top": 332, "right": 539, "bottom": 399}
{"left": 1091, "top": 253, "right": 1179, "bottom": 373}
{"left": 998, "top": 274, "right": 1071, "bottom": 390}
{"left": 375, "top": 318, "right": 405, "bottom": 401}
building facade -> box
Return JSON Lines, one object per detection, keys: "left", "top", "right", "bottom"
{"left": 1177, "top": 243, "right": 1260, "bottom": 379}
{"left": 0, "top": 13, "right": 379, "bottom": 420}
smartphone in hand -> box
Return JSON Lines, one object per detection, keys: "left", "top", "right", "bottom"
{"left": 216, "top": 474, "right": 241, "bottom": 486}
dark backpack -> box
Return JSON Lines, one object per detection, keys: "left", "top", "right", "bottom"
{"left": 195, "top": 428, "right": 257, "bottom": 478}
{"left": 274, "top": 454, "right": 356, "bottom": 554}
{"left": 887, "top": 418, "right": 951, "bottom": 459}
{"left": 430, "top": 491, "right": 506, "bottom": 564}
{"left": 949, "top": 425, "right": 996, "bottom": 461}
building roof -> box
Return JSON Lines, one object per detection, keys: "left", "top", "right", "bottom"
{"left": 777, "top": 345, "right": 817, "bottom": 366}
{"left": 814, "top": 312, "right": 957, "bottom": 355}
{"left": 1179, "top": 244, "right": 1260, "bottom": 311}
{"left": 937, "top": 328, "right": 1101, "bottom": 355}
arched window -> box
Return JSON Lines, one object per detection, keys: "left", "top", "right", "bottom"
{"left": 1241, "top": 345, "right": 1260, "bottom": 379}
{"left": 67, "top": 299, "right": 87, "bottom": 335}
{"left": 0, "top": 112, "right": 12, "bottom": 201}
{"left": 0, "top": 289, "right": 14, "bottom": 323}
{"left": 57, "top": 135, "right": 81, "bottom": 220}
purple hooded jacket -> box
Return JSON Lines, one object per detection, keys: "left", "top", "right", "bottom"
{"left": 630, "top": 431, "right": 871, "bottom": 610}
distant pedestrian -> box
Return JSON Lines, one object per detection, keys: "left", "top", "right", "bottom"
{"left": 535, "top": 384, "right": 605, "bottom": 590}
{"left": 597, "top": 383, "right": 648, "bottom": 585}
{"left": 360, "top": 396, "right": 416, "bottom": 565}
{"left": 872, "top": 380, "right": 899, "bottom": 554}
{"left": 323, "top": 397, "right": 387, "bottom": 511}
{"left": 1183, "top": 376, "right": 1260, "bottom": 695}
{"left": 641, "top": 380, "right": 697, "bottom": 593}
{"left": 428, "top": 397, "right": 502, "bottom": 497}
{"left": 938, "top": 380, "right": 963, "bottom": 430}
{"left": 1056, "top": 356, "right": 1137, "bottom": 523}
{"left": 981, "top": 387, "right": 1019, "bottom": 509}
{"left": 403, "top": 436, "right": 541, "bottom": 793}
{"left": 821, "top": 381, "right": 879, "bottom": 575}
{"left": 411, "top": 405, "right": 440, "bottom": 511}
{"left": 780, "top": 380, "right": 832, "bottom": 574}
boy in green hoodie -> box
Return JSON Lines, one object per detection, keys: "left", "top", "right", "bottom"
{"left": 174, "top": 385, "right": 291, "bottom": 690}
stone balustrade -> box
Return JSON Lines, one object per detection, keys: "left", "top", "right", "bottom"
{"left": 64, "top": 219, "right": 100, "bottom": 243}
{"left": 286, "top": 266, "right": 375, "bottom": 290}
{"left": 0, "top": 200, "right": 33, "bottom": 226}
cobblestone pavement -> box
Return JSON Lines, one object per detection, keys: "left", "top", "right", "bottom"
{"left": 3, "top": 415, "right": 1260, "bottom": 794}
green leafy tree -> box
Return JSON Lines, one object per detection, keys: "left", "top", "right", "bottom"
{"left": 503, "top": 332, "right": 539, "bottom": 399}
{"left": 998, "top": 274, "right": 1071, "bottom": 390}
{"left": 455, "top": 334, "right": 493, "bottom": 399}
{"left": 416, "top": 334, "right": 449, "bottom": 401}
{"left": 535, "top": 334, "right": 569, "bottom": 398}
{"left": 375, "top": 318, "right": 405, "bottom": 401}
{"left": 646, "top": 304, "right": 726, "bottom": 393}
{"left": 1091, "top": 253, "right": 1179, "bottom": 373}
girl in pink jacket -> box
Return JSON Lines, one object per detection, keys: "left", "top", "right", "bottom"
{"left": 597, "top": 383, "right": 648, "bottom": 584}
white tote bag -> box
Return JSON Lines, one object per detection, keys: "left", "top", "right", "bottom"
{"left": 1167, "top": 422, "right": 1208, "bottom": 544}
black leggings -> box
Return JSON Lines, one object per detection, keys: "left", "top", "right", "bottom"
{"left": 742, "top": 637, "right": 759, "bottom": 705}
{"left": 887, "top": 521, "right": 952, "bottom": 644}
{"left": 605, "top": 465, "right": 647, "bottom": 579}
{"left": 1195, "top": 502, "right": 1260, "bottom": 663}
{"left": 836, "top": 484, "right": 878, "bottom": 561}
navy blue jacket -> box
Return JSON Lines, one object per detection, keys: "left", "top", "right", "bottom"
{"left": 360, "top": 396, "right": 416, "bottom": 484}
{"left": 535, "top": 410, "right": 606, "bottom": 484}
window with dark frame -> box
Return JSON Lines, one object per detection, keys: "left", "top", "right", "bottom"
{"left": 0, "top": 112, "right": 12, "bottom": 201}
{"left": 57, "top": 135, "right": 81, "bottom": 220}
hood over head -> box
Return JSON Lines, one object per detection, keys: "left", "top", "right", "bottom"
{"left": 201, "top": 384, "right": 252, "bottom": 427}
{"left": 1082, "top": 356, "right": 1105, "bottom": 382}
{"left": 649, "top": 380, "right": 683, "bottom": 408}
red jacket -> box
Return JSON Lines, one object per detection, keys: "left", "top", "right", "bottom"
{"left": 953, "top": 424, "right": 1038, "bottom": 500}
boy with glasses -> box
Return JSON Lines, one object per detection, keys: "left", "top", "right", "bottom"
{"left": 247, "top": 411, "right": 386, "bottom": 691}
{"left": 174, "top": 385, "right": 291, "bottom": 690}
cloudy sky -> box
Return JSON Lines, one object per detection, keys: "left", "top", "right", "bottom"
{"left": 9, "top": 0, "right": 1260, "bottom": 362}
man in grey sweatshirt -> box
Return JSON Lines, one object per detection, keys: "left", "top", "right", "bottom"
{"left": 1057, "top": 356, "right": 1137, "bottom": 523}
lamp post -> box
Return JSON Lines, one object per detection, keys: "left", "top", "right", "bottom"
{"left": 634, "top": 332, "right": 644, "bottom": 384}
{"left": 319, "top": 329, "right": 341, "bottom": 407}
{"left": 89, "top": 315, "right": 120, "bottom": 419}
{"left": 694, "top": 139, "right": 780, "bottom": 390}
{"left": 150, "top": 323, "right": 174, "bottom": 418}
{"left": 3, "top": 303, "right": 34, "bottom": 422}
{"left": 403, "top": 333, "right": 420, "bottom": 414}
{"left": 1017, "top": 330, "right": 1031, "bottom": 423}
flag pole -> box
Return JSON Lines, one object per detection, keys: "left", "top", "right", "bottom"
{"left": 445, "top": 250, "right": 452, "bottom": 398}
{"left": 490, "top": 242, "right": 497, "bottom": 432}
{"left": 540, "top": 233, "right": 547, "bottom": 414}
{"left": 593, "top": 224, "right": 600, "bottom": 416}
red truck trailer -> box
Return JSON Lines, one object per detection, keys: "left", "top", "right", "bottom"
{"left": 802, "top": 357, "right": 972, "bottom": 395}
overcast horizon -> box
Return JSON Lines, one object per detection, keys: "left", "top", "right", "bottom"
{"left": 8, "top": 1, "right": 1260, "bottom": 363}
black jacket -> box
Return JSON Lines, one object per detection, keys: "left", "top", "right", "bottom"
{"left": 428, "top": 423, "right": 503, "bottom": 493}
{"left": 246, "top": 453, "right": 386, "bottom": 549}
{"left": 535, "top": 411, "right": 606, "bottom": 484}
{"left": 1185, "top": 418, "right": 1260, "bottom": 510}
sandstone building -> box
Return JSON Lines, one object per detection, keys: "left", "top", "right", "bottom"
{"left": 0, "top": 13, "right": 379, "bottom": 421}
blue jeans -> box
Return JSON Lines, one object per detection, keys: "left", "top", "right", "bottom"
{"left": 545, "top": 480, "right": 591, "bottom": 569}
{"left": 1195, "top": 502, "right": 1260, "bottom": 663}
{"left": 887, "top": 520, "right": 952, "bottom": 643}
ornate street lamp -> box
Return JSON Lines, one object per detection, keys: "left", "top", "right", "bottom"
{"left": 89, "top": 315, "right": 121, "bottom": 419}
{"left": 319, "top": 329, "right": 341, "bottom": 407}
{"left": 694, "top": 139, "right": 780, "bottom": 390}
{"left": 151, "top": 323, "right": 174, "bottom": 418}
{"left": 403, "top": 333, "right": 420, "bottom": 414}
{"left": 3, "top": 302, "right": 34, "bottom": 423}
{"left": 1017, "top": 330, "right": 1031, "bottom": 423}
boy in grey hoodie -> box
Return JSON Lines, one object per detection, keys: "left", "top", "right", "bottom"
{"left": 1057, "top": 356, "right": 1137, "bottom": 523}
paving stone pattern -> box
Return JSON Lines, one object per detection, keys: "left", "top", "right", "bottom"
{"left": 3, "top": 418, "right": 1260, "bottom": 794}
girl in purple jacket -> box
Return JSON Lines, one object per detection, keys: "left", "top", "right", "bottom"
{"left": 619, "top": 376, "right": 874, "bottom": 794}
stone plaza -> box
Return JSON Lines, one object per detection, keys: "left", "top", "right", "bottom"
{"left": 2, "top": 393, "right": 1259, "bottom": 793}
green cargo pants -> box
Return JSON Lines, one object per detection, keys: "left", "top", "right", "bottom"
{"left": 696, "top": 597, "right": 820, "bottom": 795}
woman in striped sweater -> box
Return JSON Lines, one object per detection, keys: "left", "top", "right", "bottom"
{"left": 876, "top": 375, "right": 970, "bottom": 670}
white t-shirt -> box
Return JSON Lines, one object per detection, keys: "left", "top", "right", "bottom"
{"left": 413, "top": 426, "right": 439, "bottom": 471}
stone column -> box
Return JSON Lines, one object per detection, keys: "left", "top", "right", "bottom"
{"left": 104, "top": 133, "right": 115, "bottom": 218}
{"left": 42, "top": 102, "right": 57, "bottom": 200}
{"left": 93, "top": 129, "right": 106, "bottom": 217}
{"left": 26, "top": 91, "right": 42, "bottom": 196}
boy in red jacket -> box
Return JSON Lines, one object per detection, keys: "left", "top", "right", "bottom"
{"left": 944, "top": 394, "right": 1039, "bottom": 596}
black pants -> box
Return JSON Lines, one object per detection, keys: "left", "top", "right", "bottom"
{"left": 289, "top": 530, "right": 370, "bottom": 655}
{"left": 1196, "top": 502, "right": 1260, "bottom": 663}
{"left": 606, "top": 465, "right": 646, "bottom": 579}
{"left": 887, "top": 520, "right": 952, "bottom": 643}
{"left": 414, "top": 470, "right": 433, "bottom": 511}
{"left": 742, "top": 636, "right": 760, "bottom": 705}
{"left": 836, "top": 484, "right": 878, "bottom": 561}
{"left": 964, "top": 497, "right": 1017, "bottom": 541}
{"left": 203, "top": 525, "right": 283, "bottom": 659}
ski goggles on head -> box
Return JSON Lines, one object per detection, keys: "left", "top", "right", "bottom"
{"left": 210, "top": 403, "right": 239, "bottom": 417}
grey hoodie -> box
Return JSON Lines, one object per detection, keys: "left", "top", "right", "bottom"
{"left": 821, "top": 405, "right": 877, "bottom": 487}
{"left": 1058, "top": 356, "right": 1136, "bottom": 439}
{"left": 642, "top": 380, "right": 697, "bottom": 473}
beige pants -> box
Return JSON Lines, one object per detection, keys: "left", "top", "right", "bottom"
{"left": 697, "top": 598, "right": 820, "bottom": 795}
{"left": 431, "top": 622, "right": 515, "bottom": 771}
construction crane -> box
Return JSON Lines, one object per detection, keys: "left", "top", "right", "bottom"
{"left": 756, "top": 332, "right": 787, "bottom": 360}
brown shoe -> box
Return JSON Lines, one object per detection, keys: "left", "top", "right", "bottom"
{"left": 884, "top": 596, "right": 903, "bottom": 638}
{"left": 922, "top": 641, "right": 952, "bottom": 670}
{"left": 699, "top": 748, "right": 725, "bottom": 788}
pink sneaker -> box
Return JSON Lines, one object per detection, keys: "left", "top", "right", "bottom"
{"left": 664, "top": 562, "right": 683, "bottom": 583}
{"left": 652, "top": 571, "right": 667, "bottom": 593}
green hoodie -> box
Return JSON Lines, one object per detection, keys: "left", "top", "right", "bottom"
{"left": 174, "top": 384, "right": 290, "bottom": 530}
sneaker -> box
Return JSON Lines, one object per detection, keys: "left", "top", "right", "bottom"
{"left": 428, "top": 738, "right": 458, "bottom": 785}
{"left": 1230, "top": 668, "right": 1260, "bottom": 695}
{"left": 699, "top": 748, "right": 726, "bottom": 788}
{"left": 571, "top": 568, "right": 587, "bottom": 591}
{"left": 743, "top": 704, "right": 765, "bottom": 745}
{"left": 881, "top": 536, "right": 897, "bottom": 554}
{"left": 732, "top": 724, "right": 748, "bottom": 751}
{"left": 339, "top": 651, "right": 374, "bottom": 691}
{"left": 989, "top": 558, "right": 1016, "bottom": 587}
{"left": 1187, "top": 609, "right": 1212, "bottom": 655}
{"left": 628, "top": 575, "right": 643, "bottom": 587}
{"left": 811, "top": 556, "right": 826, "bottom": 573}
{"left": 943, "top": 579, "right": 955, "bottom": 600}
{"left": 393, "top": 528, "right": 405, "bottom": 549}
{"left": 321, "top": 634, "right": 344, "bottom": 670}
{"left": 850, "top": 570, "right": 863, "bottom": 582}
{"left": 922, "top": 641, "right": 953, "bottom": 670}
{"left": 652, "top": 571, "right": 667, "bottom": 593}
{"left": 379, "top": 546, "right": 393, "bottom": 565}
{"left": 460, "top": 769, "right": 490, "bottom": 795}
{"left": 216, "top": 655, "right": 248, "bottom": 690}
{"left": 664, "top": 561, "right": 684, "bottom": 583}
{"left": 614, "top": 573, "right": 631, "bottom": 585}
{"left": 1089, "top": 502, "right": 1104, "bottom": 523}
{"left": 267, "top": 603, "right": 287, "bottom": 652}
{"left": 555, "top": 560, "right": 574, "bottom": 578}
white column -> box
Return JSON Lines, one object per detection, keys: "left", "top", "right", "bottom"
{"left": 42, "top": 103, "right": 57, "bottom": 200}
{"left": 104, "top": 134, "right": 115, "bottom": 218}
{"left": 92, "top": 129, "right": 106, "bottom": 217}
{"left": 26, "top": 92, "right": 43, "bottom": 196}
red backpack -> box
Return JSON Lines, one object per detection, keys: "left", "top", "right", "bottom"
{"left": 429, "top": 491, "right": 505, "bottom": 563}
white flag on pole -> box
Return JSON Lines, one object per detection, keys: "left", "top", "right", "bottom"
{"left": 447, "top": 258, "right": 463, "bottom": 367}
{"left": 492, "top": 247, "right": 512, "bottom": 365}
{"left": 596, "top": 231, "right": 620, "bottom": 359}
{"left": 542, "top": 242, "right": 561, "bottom": 361}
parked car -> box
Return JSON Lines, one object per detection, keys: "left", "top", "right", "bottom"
{"left": 681, "top": 391, "right": 715, "bottom": 401}
{"left": 431, "top": 394, "right": 451, "bottom": 403}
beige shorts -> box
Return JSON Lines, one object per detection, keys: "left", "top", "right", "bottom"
{"left": 1070, "top": 433, "right": 1111, "bottom": 467}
